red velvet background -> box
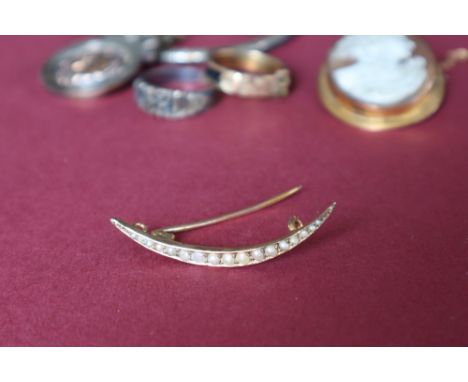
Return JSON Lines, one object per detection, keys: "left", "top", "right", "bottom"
{"left": 0, "top": 36, "right": 467, "bottom": 346}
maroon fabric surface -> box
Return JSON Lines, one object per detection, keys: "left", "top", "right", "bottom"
{"left": 1, "top": 36, "right": 467, "bottom": 346}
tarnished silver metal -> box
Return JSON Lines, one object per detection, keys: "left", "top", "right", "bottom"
{"left": 104, "top": 35, "right": 182, "bottom": 63}
{"left": 42, "top": 38, "right": 140, "bottom": 98}
{"left": 42, "top": 36, "right": 291, "bottom": 98}
{"left": 133, "top": 65, "right": 217, "bottom": 119}
{"left": 159, "top": 35, "right": 292, "bottom": 64}
{"left": 207, "top": 48, "right": 291, "bottom": 97}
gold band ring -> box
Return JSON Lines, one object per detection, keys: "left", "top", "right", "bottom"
{"left": 207, "top": 48, "right": 291, "bottom": 98}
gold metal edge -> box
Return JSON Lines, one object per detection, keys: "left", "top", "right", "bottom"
{"left": 110, "top": 202, "right": 335, "bottom": 267}
{"left": 318, "top": 65, "right": 446, "bottom": 132}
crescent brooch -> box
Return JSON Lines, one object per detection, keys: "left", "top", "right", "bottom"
{"left": 110, "top": 186, "right": 336, "bottom": 267}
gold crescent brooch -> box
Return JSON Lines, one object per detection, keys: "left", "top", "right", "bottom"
{"left": 110, "top": 186, "right": 336, "bottom": 267}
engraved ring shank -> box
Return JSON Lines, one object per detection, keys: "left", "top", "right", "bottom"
{"left": 133, "top": 65, "right": 217, "bottom": 119}
{"left": 207, "top": 48, "right": 291, "bottom": 98}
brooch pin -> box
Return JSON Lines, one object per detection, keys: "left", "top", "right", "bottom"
{"left": 110, "top": 186, "right": 336, "bottom": 267}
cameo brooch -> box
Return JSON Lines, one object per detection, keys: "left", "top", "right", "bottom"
{"left": 319, "top": 35, "right": 467, "bottom": 131}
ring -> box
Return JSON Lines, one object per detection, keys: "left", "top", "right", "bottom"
{"left": 104, "top": 35, "right": 181, "bottom": 63}
{"left": 133, "top": 65, "right": 217, "bottom": 119}
{"left": 42, "top": 38, "right": 140, "bottom": 98}
{"left": 159, "top": 35, "right": 291, "bottom": 64}
{"left": 207, "top": 48, "right": 291, "bottom": 98}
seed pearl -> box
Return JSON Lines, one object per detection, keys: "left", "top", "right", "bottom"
{"left": 179, "top": 250, "right": 190, "bottom": 261}
{"left": 279, "top": 241, "right": 289, "bottom": 251}
{"left": 299, "top": 230, "right": 308, "bottom": 239}
{"left": 252, "top": 249, "right": 264, "bottom": 261}
{"left": 155, "top": 243, "right": 164, "bottom": 253}
{"left": 265, "top": 245, "right": 277, "bottom": 257}
{"left": 289, "top": 235, "right": 299, "bottom": 246}
{"left": 207, "top": 253, "right": 220, "bottom": 265}
{"left": 222, "top": 253, "right": 235, "bottom": 265}
{"left": 166, "top": 247, "right": 177, "bottom": 256}
{"left": 192, "top": 252, "right": 206, "bottom": 263}
{"left": 236, "top": 252, "right": 250, "bottom": 265}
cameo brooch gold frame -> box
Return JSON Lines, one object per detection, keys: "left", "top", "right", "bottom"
{"left": 318, "top": 35, "right": 467, "bottom": 131}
